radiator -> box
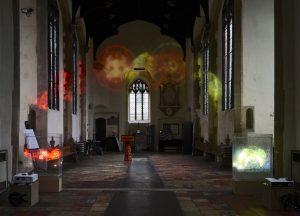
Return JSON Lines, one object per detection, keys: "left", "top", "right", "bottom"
{"left": 291, "top": 150, "right": 300, "bottom": 183}
{"left": 0, "top": 150, "right": 8, "bottom": 193}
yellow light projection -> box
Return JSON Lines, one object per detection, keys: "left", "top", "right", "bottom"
{"left": 132, "top": 52, "right": 154, "bottom": 72}
{"left": 208, "top": 71, "right": 221, "bottom": 104}
{"left": 194, "top": 55, "right": 202, "bottom": 81}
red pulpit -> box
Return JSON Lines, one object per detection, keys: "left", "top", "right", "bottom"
{"left": 121, "top": 135, "right": 134, "bottom": 161}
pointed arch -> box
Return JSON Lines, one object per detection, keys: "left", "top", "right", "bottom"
{"left": 48, "top": 0, "right": 60, "bottom": 110}
{"left": 128, "top": 79, "right": 150, "bottom": 123}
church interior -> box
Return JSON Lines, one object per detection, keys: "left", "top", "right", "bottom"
{"left": 0, "top": 0, "right": 300, "bottom": 215}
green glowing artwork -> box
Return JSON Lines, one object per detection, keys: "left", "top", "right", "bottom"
{"left": 132, "top": 52, "right": 153, "bottom": 71}
{"left": 208, "top": 72, "right": 221, "bottom": 102}
{"left": 233, "top": 145, "right": 269, "bottom": 170}
{"left": 194, "top": 56, "right": 202, "bottom": 81}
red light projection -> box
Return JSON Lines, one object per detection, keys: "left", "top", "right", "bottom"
{"left": 24, "top": 147, "right": 30, "bottom": 158}
{"left": 94, "top": 45, "right": 133, "bottom": 91}
{"left": 79, "top": 63, "right": 86, "bottom": 95}
{"left": 64, "top": 70, "right": 72, "bottom": 102}
{"left": 24, "top": 146, "right": 62, "bottom": 162}
{"left": 150, "top": 51, "right": 186, "bottom": 85}
{"left": 35, "top": 91, "right": 48, "bottom": 111}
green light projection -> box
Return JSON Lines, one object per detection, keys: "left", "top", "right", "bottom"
{"left": 233, "top": 146, "right": 269, "bottom": 170}
{"left": 132, "top": 52, "right": 154, "bottom": 71}
{"left": 194, "top": 55, "right": 202, "bottom": 81}
{"left": 208, "top": 71, "right": 221, "bottom": 103}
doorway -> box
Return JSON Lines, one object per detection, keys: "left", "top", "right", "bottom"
{"left": 95, "top": 118, "right": 106, "bottom": 141}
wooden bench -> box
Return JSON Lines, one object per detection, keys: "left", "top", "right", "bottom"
{"left": 218, "top": 145, "right": 232, "bottom": 168}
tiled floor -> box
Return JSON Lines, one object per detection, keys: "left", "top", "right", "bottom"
{"left": 0, "top": 153, "right": 299, "bottom": 215}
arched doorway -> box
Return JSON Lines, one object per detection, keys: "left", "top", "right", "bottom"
{"left": 95, "top": 118, "right": 106, "bottom": 141}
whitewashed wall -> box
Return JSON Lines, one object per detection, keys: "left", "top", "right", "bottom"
{"left": 241, "top": 0, "right": 274, "bottom": 134}
{"left": 19, "top": 0, "right": 38, "bottom": 163}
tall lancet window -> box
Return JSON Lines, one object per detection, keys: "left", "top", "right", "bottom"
{"left": 48, "top": 0, "right": 59, "bottom": 110}
{"left": 72, "top": 32, "right": 78, "bottom": 114}
{"left": 129, "top": 79, "right": 150, "bottom": 122}
{"left": 222, "top": 0, "right": 234, "bottom": 110}
{"left": 202, "top": 38, "right": 209, "bottom": 116}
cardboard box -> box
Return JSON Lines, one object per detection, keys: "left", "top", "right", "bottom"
{"left": 9, "top": 180, "right": 39, "bottom": 206}
{"left": 39, "top": 175, "right": 62, "bottom": 192}
{"left": 262, "top": 184, "right": 295, "bottom": 210}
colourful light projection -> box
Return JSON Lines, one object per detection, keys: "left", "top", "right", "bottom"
{"left": 64, "top": 70, "right": 72, "bottom": 102}
{"left": 208, "top": 72, "right": 221, "bottom": 103}
{"left": 194, "top": 55, "right": 202, "bottom": 81}
{"left": 94, "top": 44, "right": 186, "bottom": 90}
{"left": 233, "top": 146, "right": 269, "bottom": 171}
{"left": 79, "top": 63, "right": 86, "bottom": 95}
{"left": 132, "top": 52, "right": 154, "bottom": 72}
{"left": 150, "top": 51, "right": 186, "bottom": 85}
{"left": 93, "top": 45, "right": 133, "bottom": 91}
{"left": 35, "top": 91, "right": 48, "bottom": 111}
{"left": 24, "top": 146, "right": 62, "bottom": 162}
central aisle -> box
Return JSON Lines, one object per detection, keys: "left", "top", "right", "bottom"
{"left": 104, "top": 155, "right": 183, "bottom": 216}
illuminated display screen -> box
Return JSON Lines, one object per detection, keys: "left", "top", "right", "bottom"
{"left": 233, "top": 145, "right": 270, "bottom": 171}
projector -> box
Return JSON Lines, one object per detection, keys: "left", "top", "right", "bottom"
{"left": 13, "top": 173, "right": 38, "bottom": 183}
{"left": 265, "top": 178, "right": 294, "bottom": 187}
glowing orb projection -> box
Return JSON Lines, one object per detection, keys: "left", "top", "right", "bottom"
{"left": 150, "top": 51, "right": 186, "bottom": 85}
{"left": 124, "top": 52, "right": 158, "bottom": 88}
{"left": 35, "top": 91, "right": 48, "bottom": 111}
{"left": 132, "top": 52, "right": 154, "bottom": 72}
{"left": 208, "top": 72, "right": 221, "bottom": 104}
{"left": 94, "top": 45, "right": 133, "bottom": 91}
{"left": 233, "top": 146, "right": 270, "bottom": 171}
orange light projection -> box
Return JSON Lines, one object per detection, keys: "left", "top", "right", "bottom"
{"left": 24, "top": 146, "right": 62, "bottom": 161}
{"left": 94, "top": 45, "right": 133, "bottom": 91}
{"left": 79, "top": 63, "right": 86, "bottom": 95}
{"left": 150, "top": 51, "right": 186, "bottom": 85}
{"left": 64, "top": 70, "right": 72, "bottom": 102}
{"left": 35, "top": 91, "right": 48, "bottom": 111}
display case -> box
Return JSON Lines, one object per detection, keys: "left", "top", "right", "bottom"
{"left": 24, "top": 134, "right": 63, "bottom": 176}
{"left": 232, "top": 134, "right": 273, "bottom": 180}
{"left": 24, "top": 134, "right": 63, "bottom": 192}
